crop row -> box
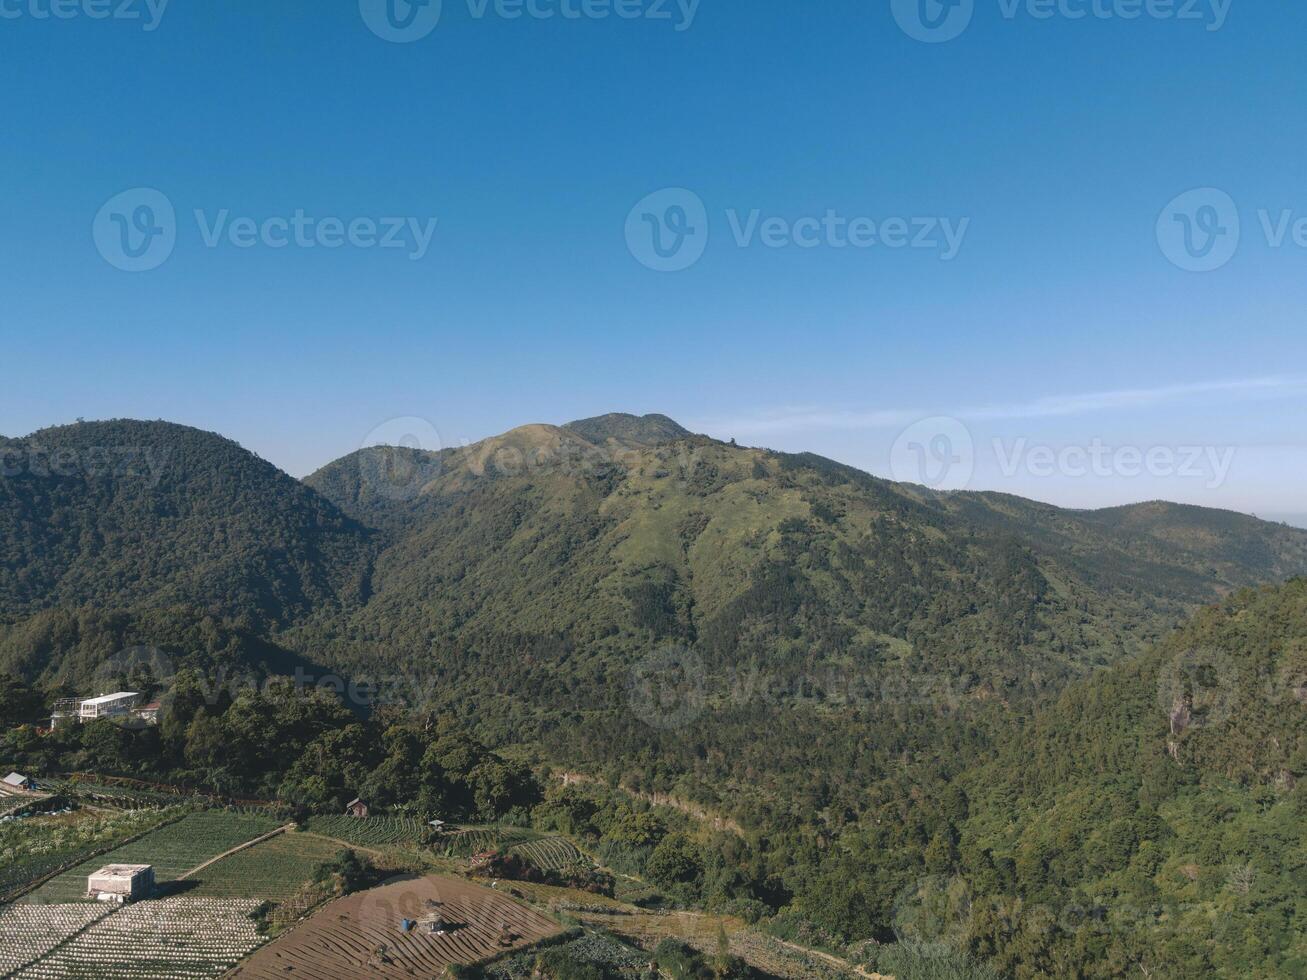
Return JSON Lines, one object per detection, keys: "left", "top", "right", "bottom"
{"left": 11, "top": 897, "right": 265, "bottom": 979}
{"left": 0, "top": 904, "right": 112, "bottom": 975}
{"left": 507, "top": 836, "right": 583, "bottom": 871}
{"left": 186, "top": 831, "right": 343, "bottom": 901}
{"left": 303, "top": 814, "right": 426, "bottom": 846}
{"left": 440, "top": 826, "right": 541, "bottom": 857}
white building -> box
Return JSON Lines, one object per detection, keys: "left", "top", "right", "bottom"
{"left": 2, "top": 772, "right": 35, "bottom": 791}
{"left": 87, "top": 864, "right": 154, "bottom": 903}
{"left": 77, "top": 692, "right": 140, "bottom": 722}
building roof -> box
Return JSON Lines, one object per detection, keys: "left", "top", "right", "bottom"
{"left": 90, "top": 864, "right": 152, "bottom": 879}
{"left": 346, "top": 798, "right": 364, "bottom": 807}
{"left": 3, "top": 772, "right": 30, "bottom": 786}
{"left": 80, "top": 692, "right": 140, "bottom": 707}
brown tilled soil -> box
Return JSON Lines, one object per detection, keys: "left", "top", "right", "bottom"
{"left": 229, "top": 874, "right": 561, "bottom": 979}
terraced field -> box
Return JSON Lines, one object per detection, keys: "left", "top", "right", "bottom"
{"left": 439, "top": 825, "right": 540, "bottom": 858}
{"left": 228, "top": 874, "right": 562, "bottom": 979}
{"left": 304, "top": 814, "right": 426, "bottom": 847}
{"left": 507, "top": 836, "right": 582, "bottom": 871}
{"left": 9, "top": 897, "right": 264, "bottom": 979}
{"left": 185, "top": 831, "right": 343, "bottom": 901}
{"left": 20, "top": 811, "right": 282, "bottom": 904}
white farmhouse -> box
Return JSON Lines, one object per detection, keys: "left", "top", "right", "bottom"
{"left": 77, "top": 692, "right": 140, "bottom": 722}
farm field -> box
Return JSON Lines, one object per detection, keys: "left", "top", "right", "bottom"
{"left": 20, "top": 810, "right": 282, "bottom": 904}
{"left": 507, "top": 835, "right": 582, "bottom": 871}
{"left": 228, "top": 874, "right": 562, "bottom": 979}
{"left": 304, "top": 814, "right": 426, "bottom": 847}
{"left": 0, "top": 808, "right": 182, "bottom": 902}
{"left": 186, "top": 830, "right": 342, "bottom": 901}
{"left": 439, "top": 825, "right": 541, "bottom": 858}
{"left": 9, "top": 897, "right": 264, "bottom": 979}
{"left": 0, "top": 903, "right": 111, "bottom": 976}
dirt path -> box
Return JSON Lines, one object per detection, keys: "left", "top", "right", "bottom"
{"left": 771, "top": 936, "right": 891, "bottom": 979}
{"left": 178, "top": 824, "right": 293, "bottom": 880}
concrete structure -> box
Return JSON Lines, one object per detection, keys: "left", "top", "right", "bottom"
{"left": 2, "top": 772, "right": 35, "bottom": 791}
{"left": 78, "top": 692, "right": 140, "bottom": 722}
{"left": 87, "top": 864, "right": 154, "bottom": 903}
{"left": 133, "top": 701, "right": 162, "bottom": 725}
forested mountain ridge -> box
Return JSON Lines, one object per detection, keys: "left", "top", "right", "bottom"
{"left": 0, "top": 420, "right": 375, "bottom": 630}
{"left": 6, "top": 415, "right": 1307, "bottom": 702}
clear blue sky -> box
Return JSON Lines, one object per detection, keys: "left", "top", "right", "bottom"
{"left": 2, "top": 1, "right": 1306, "bottom": 518}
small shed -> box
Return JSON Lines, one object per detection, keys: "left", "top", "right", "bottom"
{"left": 87, "top": 864, "right": 154, "bottom": 903}
{"left": 2, "top": 772, "right": 35, "bottom": 792}
{"left": 345, "top": 798, "right": 370, "bottom": 819}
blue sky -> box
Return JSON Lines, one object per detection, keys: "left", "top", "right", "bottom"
{"left": 2, "top": 0, "right": 1306, "bottom": 518}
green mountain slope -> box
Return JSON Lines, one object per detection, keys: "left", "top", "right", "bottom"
{"left": 299, "top": 424, "right": 1307, "bottom": 715}
{"left": 0, "top": 420, "right": 374, "bottom": 629}
{"left": 937, "top": 579, "right": 1307, "bottom": 977}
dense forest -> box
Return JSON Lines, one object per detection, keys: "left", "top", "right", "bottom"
{"left": 3, "top": 416, "right": 1307, "bottom": 977}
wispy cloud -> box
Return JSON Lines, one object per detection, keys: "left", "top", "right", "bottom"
{"left": 692, "top": 376, "right": 1307, "bottom": 437}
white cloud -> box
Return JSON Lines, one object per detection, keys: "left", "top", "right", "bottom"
{"left": 693, "top": 376, "right": 1307, "bottom": 437}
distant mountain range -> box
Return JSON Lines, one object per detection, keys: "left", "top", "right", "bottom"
{"left": 4, "top": 414, "right": 1307, "bottom": 700}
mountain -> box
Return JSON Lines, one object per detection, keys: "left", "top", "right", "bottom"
{"left": 939, "top": 578, "right": 1307, "bottom": 977}
{"left": 0, "top": 420, "right": 374, "bottom": 630}
{"left": 300, "top": 425, "right": 1307, "bottom": 705}
{"left": 5, "top": 416, "right": 1307, "bottom": 975}
{"left": 563, "top": 412, "right": 691, "bottom": 448}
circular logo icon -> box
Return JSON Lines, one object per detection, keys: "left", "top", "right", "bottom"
{"left": 627, "top": 645, "right": 706, "bottom": 730}
{"left": 359, "top": 0, "right": 442, "bottom": 42}
{"left": 890, "top": 416, "right": 974, "bottom": 489}
{"left": 358, "top": 416, "right": 443, "bottom": 502}
{"left": 93, "top": 188, "right": 176, "bottom": 272}
{"left": 625, "top": 188, "right": 709, "bottom": 273}
{"left": 891, "top": 875, "right": 973, "bottom": 943}
{"left": 1157, "top": 647, "right": 1238, "bottom": 732}
{"left": 91, "top": 646, "right": 177, "bottom": 724}
{"left": 891, "top": 0, "right": 974, "bottom": 43}
{"left": 1156, "top": 188, "right": 1240, "bottom": 273}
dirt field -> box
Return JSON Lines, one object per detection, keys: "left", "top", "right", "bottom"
{"left": 229, "top": 874, "right": 562, "bottom": 979}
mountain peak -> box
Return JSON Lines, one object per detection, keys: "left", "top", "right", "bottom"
{"left": 563, "top": 412, "right": 690, "bottom": 447}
